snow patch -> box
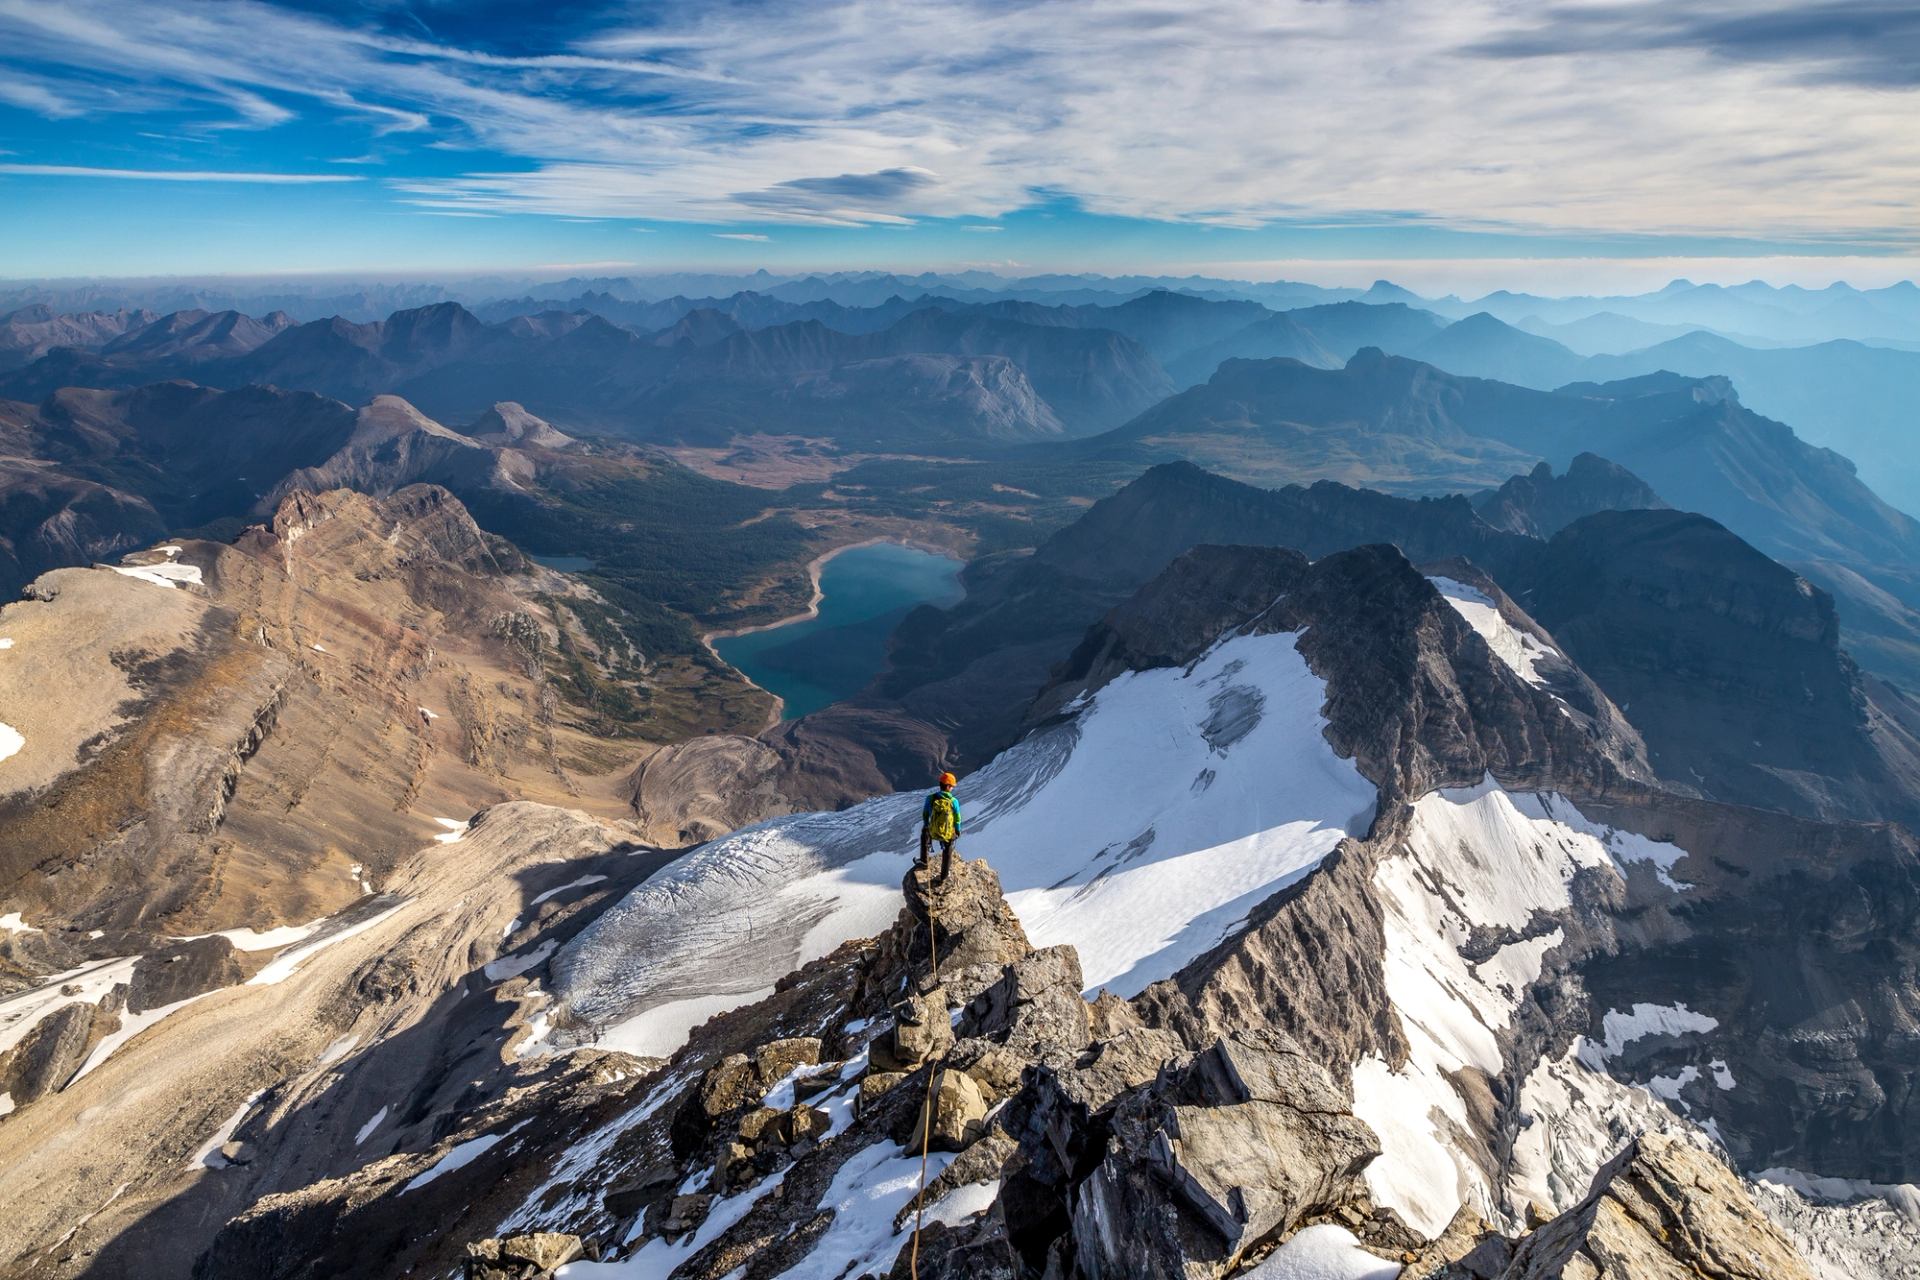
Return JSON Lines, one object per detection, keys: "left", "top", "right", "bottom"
{"left": 1243, "top": 1224, "right": 1402, "bottom": 1279}
{"left": 110, "top": 561, "right": 202, "bottom": 589}
{"left": 0, "top": 723, "right": 22, "bottom": 764}
{"left": 0, "top": 956, "right": 141, "bottom": 1055}
{"left": 597, "top": 989, "right": 775, "bottom": 1060}
{"left": 1710, "top": 1058, "right": 1737, "bottom": 1090}
{"left": 188, "top": 1091, "right": 263, "bottom": 1169}
{"left": 1648, "top": 1064, "right": 1702, "bottom": 1107}
{"left": 498, "top": 1072, "right": 690, "bottom": 1234}
{"left": 248, "top": 900, "right": 404, "bottom": 986}
{"left": 530, "top": 874, "right": 609, "bottom": 907}
{"left": 1429, "top": 576, "right": 1555, "bottom": 686}
{"left": 0, "top": 637, "right": 14, "bottom": 649}
{"left": 1583, "top": 1002, "right": 1720, "bottom": 1065}
{"left": 179, "top": 921, "right": 323, "bottom": 952}
{"left": 317, "top": 1034, "right": 359, "bottom": 1067}
{"left": 925, "top": 1177, "right": 1002, "bottom": 1229}
{"left": 355, "top": 1105, "right": 389, "bottom": 1146}
{"left": 403, "top": 1130, "right": 511, "bottom": 1192}
{"left": 0, "top": 912, "right": 36, "bottom": 934}
{"left": 485, "top": 939, "right": 557, "bottom": 983}
{"left": 433, "top": 817, "right": 469, "bottom": 845}
{"left": 776, "top": 1141, "right": 956, "bottom": 1280}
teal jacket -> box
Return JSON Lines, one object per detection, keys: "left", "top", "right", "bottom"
{"left": 922, "top": 788, "right": 962, "bottom": 833}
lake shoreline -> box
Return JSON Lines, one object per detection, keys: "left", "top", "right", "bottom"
{"left": 702, "top": 538, "right": 963, "bottom": 728}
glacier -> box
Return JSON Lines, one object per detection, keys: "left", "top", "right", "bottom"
{"left": 553, "top": 628, "right": 1378, "bottom": 1057}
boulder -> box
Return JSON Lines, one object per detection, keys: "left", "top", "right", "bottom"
{"left": 498, "top": 1233, "right": 585, "bottom": 1272}
{"left": 959, "top": 945, "right": 1092, "bottom": 1062}
{"left": 737, "top": 1104, "right": 831, "bottom": 1152}
{"left": 859, "top": 1071, "right": 909, "bottom": 1116}
{"left": 910, "top": 1067, "right": 991, "bottom": 1155}
{"left": 871, "top": 988, "right": 954, "bottom": 1071}
{"left": 698, "top": 1053, "right": 760, "bottom": 1117}
{"left": 603, "top": 1162, "right": 679, "bottom": 1221}
{"left": 737, "top": 1107, "right": 786, "bottom": 1145}
{"left": 954, "top": 1041, "right": 1028, "bottom": 1101}
{"left": 1072, "top": 1030, "right": 1379, "bottom": 1279}
{"left": 462, "top": 1232, "right": 585, "bottom": 1279}
{"left": 1063, "top": 1027, "right": 1190, "bottom": 1112}
{"left": 753, "top": 1036, "right": 822, "bottom": 1084}
{"left": 1, "top": 1001, "right": 95, "bottom": 1102}
{"left": 127, "top": 936, "right": 243, "bottom": 1013}
{"left": 658, "top": 1194, "right": 711, "bottom": 1239}
{"left": 1464, "top": 1134, "right": 1812, "bottom": 1280}
{"left": 886, "top": 1210, "right": 1022, "bottom": 1280}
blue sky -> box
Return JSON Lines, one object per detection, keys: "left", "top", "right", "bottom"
{"left": 1, "top": 0, "right": 1916, "bottom": 289}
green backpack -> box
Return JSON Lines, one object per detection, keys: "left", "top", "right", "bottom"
{"left": 927, "top": 792, "right": 958, "bottom": 841}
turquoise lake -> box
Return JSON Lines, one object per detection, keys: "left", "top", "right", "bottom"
{"left": 714, "top": 542, "right": 965, "bottom": 721}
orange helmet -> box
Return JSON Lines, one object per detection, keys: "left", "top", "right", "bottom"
{"left": 938, "top": 771, "right": 957, "bottom": 788}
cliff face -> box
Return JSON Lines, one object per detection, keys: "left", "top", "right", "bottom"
{"left": 1511, "top": 508, "right": 1920, "bottom": 826}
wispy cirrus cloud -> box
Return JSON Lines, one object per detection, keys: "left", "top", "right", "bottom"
{"left": 0, "top": 0, "right": 1913, "bottom": 250}
{"left": 0, "top": 163, "right": 361, "bottom": 183}
{"left": 713, "top": 232, "right": 770, "bottom": 241}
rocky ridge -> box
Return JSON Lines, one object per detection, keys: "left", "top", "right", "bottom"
{"left": 180, "top": 851, "right": 1827, "bottom": 1280}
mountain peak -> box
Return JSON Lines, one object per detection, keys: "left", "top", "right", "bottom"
{"left": 467, "top": 401, "right": 574, "bottom": 449}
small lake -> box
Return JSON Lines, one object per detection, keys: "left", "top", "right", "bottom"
{"left": 714, "top": 542, "right": 965, "bottom": 721}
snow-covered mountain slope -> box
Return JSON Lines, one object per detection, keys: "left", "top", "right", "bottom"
{"left": 1352, "top": 778, "right": 1697, "bottom": 1236}
{"left": 554, "top": 627, "right": 1378, "bottom": 1056}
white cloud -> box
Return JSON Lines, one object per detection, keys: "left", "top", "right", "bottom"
{"left": 0, "top": 0, "right": 1914, "bottom": 246}
{"left": 712, "top": 232, "right": 770, "bottom": 242}
{"left": 0, "top": 163, "right": 361, "bottom": 183}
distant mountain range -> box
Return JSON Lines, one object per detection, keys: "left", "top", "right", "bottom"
{"left": 5, "top": 270, "right": 1915, "bottom": 341}
{"left": 4, "top": 285, "right": 1917, "bottom": 690}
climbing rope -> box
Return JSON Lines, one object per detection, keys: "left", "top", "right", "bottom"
{"left": 909, "top": 867, "right": 943, "bottom": 1280}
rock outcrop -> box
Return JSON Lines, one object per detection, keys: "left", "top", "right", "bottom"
{"left": 1424, "top": 1135, "right": 1812, "bottom": 1280}
{"left": 1472, "top": 454, "right": 1668, "bottom": 539}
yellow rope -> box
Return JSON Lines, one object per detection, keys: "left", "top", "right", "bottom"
{"left": 909, "top": 867, "right": 942, "bottom": 1280}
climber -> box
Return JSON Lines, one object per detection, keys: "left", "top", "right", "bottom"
{"left": 916, "top": 771, "right": 962, "bottom": 882}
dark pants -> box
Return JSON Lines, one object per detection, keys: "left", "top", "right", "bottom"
{"left": 918, "top": 830, "right": 957, "bottom": 878}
